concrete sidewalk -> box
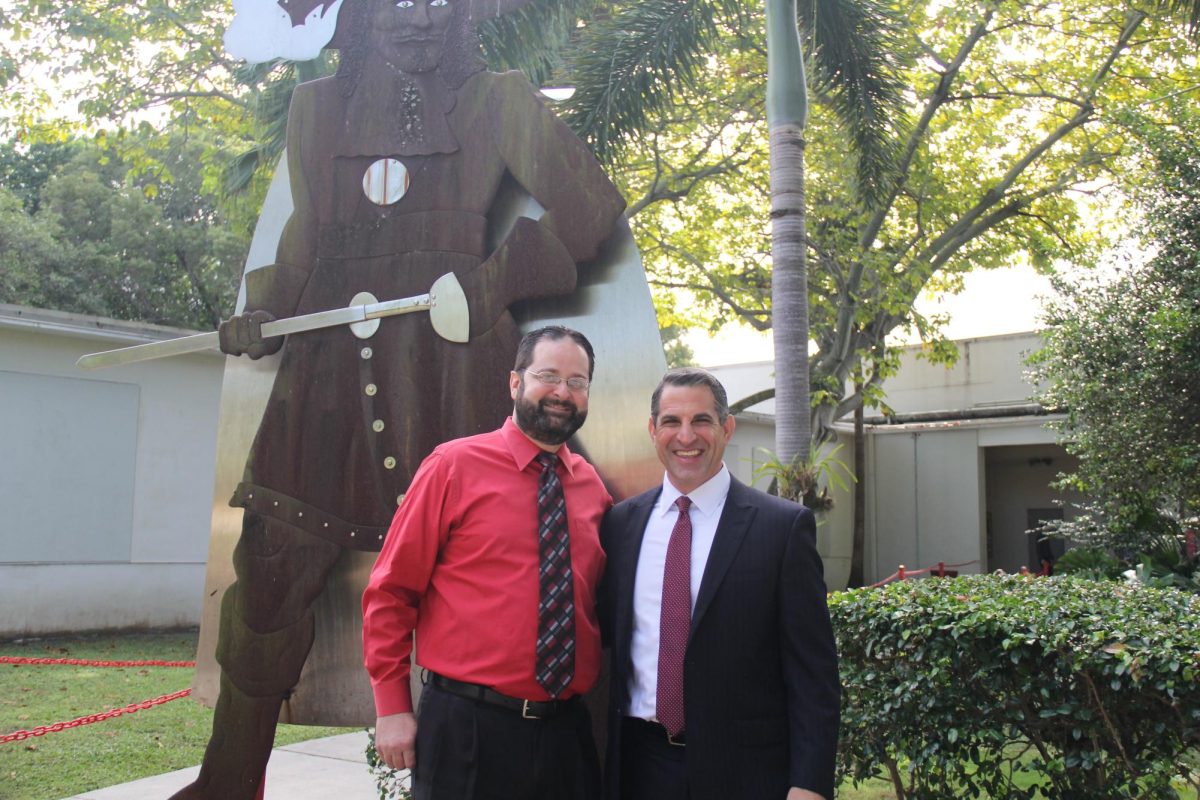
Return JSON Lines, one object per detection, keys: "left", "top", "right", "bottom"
{"left": 63, "top": 731, "right": 399, "bottom": 799}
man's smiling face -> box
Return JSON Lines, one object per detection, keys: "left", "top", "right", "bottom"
{"left": 509, "top": 337, "right": 591, "bottom": 449}
{"left": 649, "top": 383, "right": 736, "bottom": 494}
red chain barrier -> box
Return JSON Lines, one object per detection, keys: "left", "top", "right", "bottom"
{"left": 1, "top": 688, "right": 193, "bottom": 743}
{"left": 0, "top": 656, "right": 195, "bottom": 668}
{"left": 1, "top": 655, "right": 196, "bottom": 744}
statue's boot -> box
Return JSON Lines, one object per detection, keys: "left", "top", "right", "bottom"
{"left": 167, "top": 673, "right": 284, "bottom": 800}
{"left": 167, "top": 581, "right": 322, "bottom": 799}
{"left": 168, "top": 514, "right": 342, "bottom": 800}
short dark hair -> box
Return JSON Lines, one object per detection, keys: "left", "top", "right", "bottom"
{"left": 513, "top": 325, "right": 596, "bottom": 379}
{"left": 650, "top": 367, "right": 730, "bottom": 424}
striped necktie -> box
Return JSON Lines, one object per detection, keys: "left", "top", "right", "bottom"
{"left": 535, "top": 451, "right": 575, "bottom": 698}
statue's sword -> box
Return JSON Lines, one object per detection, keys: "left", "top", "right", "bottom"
{"left": 76, "top": 272, "right": 469, "bottom": 370}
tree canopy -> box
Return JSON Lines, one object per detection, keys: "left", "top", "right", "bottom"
{"left": 0, "top": 134, "right": 247, "bottom": 329}
{"left": 606, "top": 0, "right": 1200, "bottom": 438}
{"left": 1029, "top": 104, "right": 1200, "bottom": 551}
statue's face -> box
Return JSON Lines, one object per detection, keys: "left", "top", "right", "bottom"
{"left": 368, "top": 0, "right": 454, "bottom": 74}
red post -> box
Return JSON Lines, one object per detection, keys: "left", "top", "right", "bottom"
{"left": 897, "top": 564, "right": 906, "bottom": 581}
{"left": 1186, "top": 528, "right": 1197, "bottom": 560}
{"left": 937, "top": 561, "right": 946, "bottom": 577}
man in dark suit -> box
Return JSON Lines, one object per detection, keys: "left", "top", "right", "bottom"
{"left": 600, "top": 367, "right": 840, "bottom": 800}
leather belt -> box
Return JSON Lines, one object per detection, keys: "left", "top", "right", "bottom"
{"left": 429, "top": 673, "right": 580, "bottom": 720}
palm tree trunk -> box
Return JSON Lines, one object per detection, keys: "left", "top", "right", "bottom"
{"left": 766, "top": 0, "right": 811, "bottom": 465}
{"left": 849, "top": 389, "right": 866, "bottom": 587}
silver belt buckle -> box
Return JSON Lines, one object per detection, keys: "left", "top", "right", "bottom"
{"left": 522, "top": 699, "right": 541, "bottom": 720}
{"left": 667, "top": 729, "right": 685, "bottom": 747}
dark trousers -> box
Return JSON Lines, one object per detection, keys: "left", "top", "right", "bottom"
{"left": 618, "top": 717, "right": 689, "bottom": 800}
{"left": 414, "top": 682, "right": 601, "bottom": 800}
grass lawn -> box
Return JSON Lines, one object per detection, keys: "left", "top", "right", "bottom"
{"left": 0, "top": 630, "right": 354, "bottom": 800}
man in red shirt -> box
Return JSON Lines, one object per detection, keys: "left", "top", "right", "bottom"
{"left": 364, "top": 325, "right": 611, "bottom": 799}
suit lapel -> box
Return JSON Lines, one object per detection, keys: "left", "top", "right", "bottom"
{"left": 690, "top": 478, "right": 756, "bottom": 638}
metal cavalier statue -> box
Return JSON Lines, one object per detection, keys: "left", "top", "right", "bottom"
{"left": 167, "top": 0, "right": 665, "bottom": 797}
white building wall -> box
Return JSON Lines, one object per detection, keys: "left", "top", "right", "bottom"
{"left": 876, "top": 333, "right": 1045, "bottom": 414}
{"left": 0, "top": 306, "right": 224, "bottom": 636}
{"left": 867, "top": 428, "right": 987, "bottom": 577}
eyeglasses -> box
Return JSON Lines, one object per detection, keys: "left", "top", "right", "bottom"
{"left": 524, "top": 369, "right": 590, "bottom": 392}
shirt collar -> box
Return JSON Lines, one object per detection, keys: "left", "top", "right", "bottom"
{"left": 657, "top": 464, "right": 730, "bottom": 518}
{"left": 501, "top": 416, "right": 576, "bottom": 478}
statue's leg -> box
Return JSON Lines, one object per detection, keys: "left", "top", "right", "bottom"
{"left": 169, "top": 512, "right": 342, "bottom": 800}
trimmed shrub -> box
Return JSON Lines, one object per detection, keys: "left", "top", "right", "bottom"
{"left": 831, "top": 575, "right": 1200, "bottom": 799}
{"left": 1054, "top": 547, "right": 1124, "bottom": 581}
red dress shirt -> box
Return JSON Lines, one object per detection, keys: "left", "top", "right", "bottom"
{"left": 363, "top": 417, "right": 612, "bottom": 716}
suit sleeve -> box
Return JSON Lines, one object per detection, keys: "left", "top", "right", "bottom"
{"left": 597, "top": 507, "right": 617, "bottom": 650}
{"left": 780, "top": 507, "right": 841, "bottom": 799}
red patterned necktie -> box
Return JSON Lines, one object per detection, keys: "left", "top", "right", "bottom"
{"left": 656, "top": 495, "right": 692, "bottom": 736}
{"left": 535, "top": 451, "right": 575, "bottom": 698}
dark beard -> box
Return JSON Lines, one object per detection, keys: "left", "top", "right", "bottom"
{"left": 514, "top": 389, "right": 587, "bottom": 447}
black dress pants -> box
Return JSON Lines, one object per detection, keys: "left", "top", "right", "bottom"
{"left": 618, "top": 717, "right": 689, "bottom": 800}
{"left": 413, "top": 681, "right": 601, "bottom": 800}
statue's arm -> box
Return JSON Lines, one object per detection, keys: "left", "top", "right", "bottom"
{"left": 461, "top": 71, "right": 626, "bottom": 338}
{"left": 493, "top": 71, "right": 626, "bottom": 262}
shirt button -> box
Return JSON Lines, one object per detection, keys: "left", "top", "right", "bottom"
{"left": 383, "top": 456, "right": 396, "bottom": 469}
{"left": 361, "top": 347, "right": 373, "bottom": 359}
{"left": 396, "top": 494, "right": 405, "bottom": 506}
{"left": 372, "top": 419, "right": 385, "bottom": 432}
{"left": 365, "top": 383, "right": 377, "bottom": 396}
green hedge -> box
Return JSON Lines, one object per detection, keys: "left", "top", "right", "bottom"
{"left": 830, "top": 575, "right": 1200, "bottom": 798}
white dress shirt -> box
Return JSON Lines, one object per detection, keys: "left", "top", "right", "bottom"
{"left": 626, "top": 465, "right": 731, "bottom": 722}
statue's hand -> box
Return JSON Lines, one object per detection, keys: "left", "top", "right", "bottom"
{"left": 463, "top": 217, "right": 577, "bottom": 338}
{"left": 218, "top": 310, "right": 284, "bottom": 359}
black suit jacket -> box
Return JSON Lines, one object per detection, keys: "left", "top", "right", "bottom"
{"left": 600, "top": 477, "right": 840, "bottom": 800}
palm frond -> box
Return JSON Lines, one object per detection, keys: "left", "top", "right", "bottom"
{"left": 1151, "top": 0, "right": 1200, "bottom": 39}
{"left": 802, "top": 0, "right": 911, "bottom": 206}
{"left": 478, "top": 0, "right": 598, "bottom": 86}
{"left": 222, "top": 57, "right": 334, "bottom": 197}
{"left": 561, "top": 0, "right": 743, "bottom": 163}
